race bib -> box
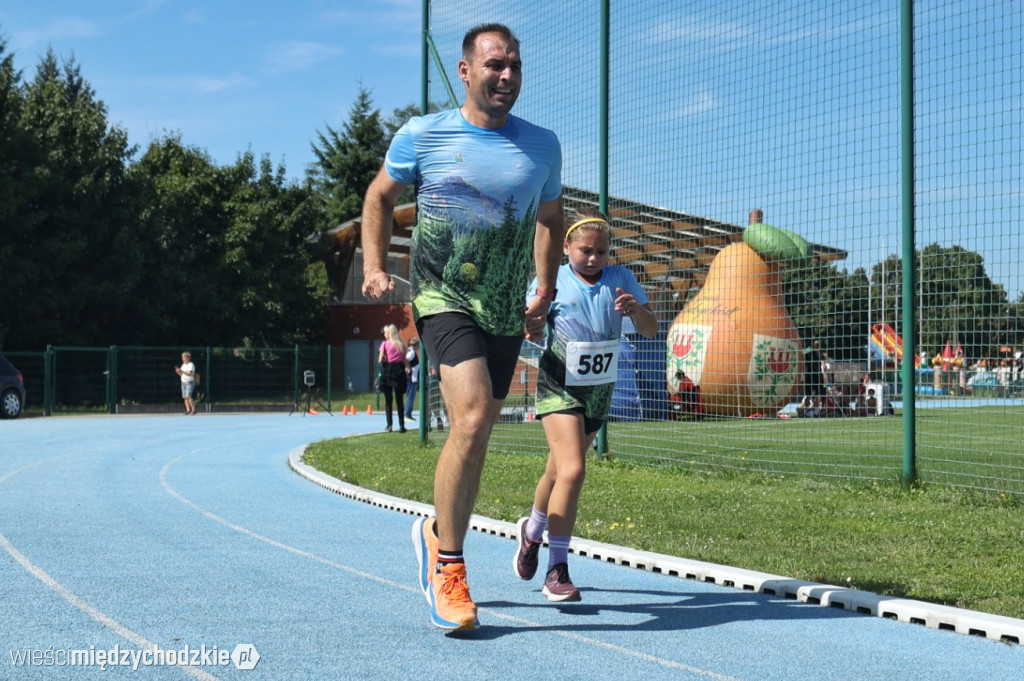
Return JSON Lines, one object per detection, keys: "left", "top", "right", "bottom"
{"left": 565, "top": 339, "right": 620, "bottom": 386}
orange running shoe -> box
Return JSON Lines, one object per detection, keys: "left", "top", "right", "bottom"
{"left": 411, "top": 516, "right": 439, "bottom": 598}
{"left": 429, "top": 563, "right": 478, "bottom": 630}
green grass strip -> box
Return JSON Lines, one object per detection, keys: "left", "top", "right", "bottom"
{"left": 305, "top": 432, "right": 1024, "bottom": 621}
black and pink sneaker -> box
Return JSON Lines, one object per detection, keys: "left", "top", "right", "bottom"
{"left": 542, "top": 563, "right": 582, "bottom": 602}
{"left": 512, "top": 517, "right": 541, "bottom": 580}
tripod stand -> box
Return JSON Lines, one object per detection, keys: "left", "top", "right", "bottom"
{"left": 290, "top": 370, "right": 334, "bottom": 416}
{"left": 300, "top": 385, "right": 333, "bottom": 416}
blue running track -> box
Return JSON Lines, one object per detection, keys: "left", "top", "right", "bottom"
{"left": 1, "top": 414, "right": 1021, "bottom": 680}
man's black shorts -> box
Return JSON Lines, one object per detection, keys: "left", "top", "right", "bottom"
{"left": 416, "top": 313, "right": 523, "bottom": 400}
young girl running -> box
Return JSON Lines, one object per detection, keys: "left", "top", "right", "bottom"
{"left": 514, "top": 209, "right": 658, "bottom": 601}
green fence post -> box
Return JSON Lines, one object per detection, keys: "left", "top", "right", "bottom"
{"left": 595, "top": 0, "right": 611, "bottom": 459}
{"left": 293, "top": 344, "right": 300, "bottom": 412}
{"left": 44, "top": 345, "right": 53, "bottom": 416}
{"left": 900, "top": 0, "right": 917, "bottom": 488}
{"left": 417, "top": 346, "right": 425, "bottom": 440}
{"left": 107, "top": 345, "right": 118, "bottom": 414}
{"left": 205, "top": 347, "right": 212, "bottom": 412}
{"left": 421, "top": 0, "right": 429, "bottom": 116}
{"left": 326, "top": 345, "right": 333, "bottom": 411}
{"left": 425, "top": 34, "right": 459, "bottom": 109}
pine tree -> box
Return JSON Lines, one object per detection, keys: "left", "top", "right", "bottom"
{"left": 309, "top": 87, "right": 387, "bottom": 228}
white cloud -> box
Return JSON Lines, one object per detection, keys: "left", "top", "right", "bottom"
{"left": 366, "top": 40, "right": 421, "bottom": 59}
{"left": 9, "top": 16, "right": 102, "bottom": 52}
{"left": 675, "top": 89, "right": 716, "bottom": 118}
{"left": 649, "top": 16, "right": 751, "bottom": 45}
{"left": 265, "top": 41, "right": 345, "bottom": 74}
{"left": 191, "top": 74, "right": 254, "bottom": 93}
{"left": 125, "top": 0, "right": 172, "bottom": 21}
{"left": 320, "top": 1, "right": 420, "bottom": 33}
{"left": 106, "top": 72, "right": 255, "bottom": 96}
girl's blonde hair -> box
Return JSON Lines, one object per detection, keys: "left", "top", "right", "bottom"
{"left": 564, "top": 208, "right": 612, "bottom": 243}
{"left": 382, "top": 323, "right": 407, "bottom": 354}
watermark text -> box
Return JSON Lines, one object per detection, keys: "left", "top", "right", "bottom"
{"left": 9, "top": 643, "right": 260, "bottom": 671}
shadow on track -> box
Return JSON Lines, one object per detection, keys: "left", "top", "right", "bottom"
{"left": 463, "top": 586, "right": 857, "bottom": 640}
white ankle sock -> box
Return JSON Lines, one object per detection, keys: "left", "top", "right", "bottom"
{"left": 547, "top": 534, "right": 570, "bottom": 568}
{"left": 525, "top": 507, "right": 547, "bottom": 542}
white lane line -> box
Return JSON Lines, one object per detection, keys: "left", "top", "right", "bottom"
{"left": 0, "top": 461, "right": 221, "bottom": 681}
{"left": 162, "top": 453, "right": 741, "bottom": 680}
{"left": 0, "top": 458, "right": 51, "bottom": 484}
{"left": 158, "top": 455, "right": 421, "bottom": 592}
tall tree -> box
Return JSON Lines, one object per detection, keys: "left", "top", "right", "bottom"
{"left": 131, "top": 137, "right": 329, "bottom": 347}
{"left": 384, "top": 103, "right": 420, "bottom": 142}
{"left": 216, "top": 152, "right": 328, "bottom": 347}
{"left": 0, "top": 36, "right": 32, "bottom": 347}
{"left": 911, "top": 244, "right": 1008, "bottom": 362}
{"left": 129, "top": 135, "right": 231, "bottom": 345}
{"left": 2, "top": 46, "right": 336, "bottom": 349}
{"left": 309, "top": 86, "right": 388, "bottom": 228}
{"left": 784, "top": 260, "right": 870, "bottom": 361}
{"left": 6, "top": 50, "right": 139, "bottom": 348}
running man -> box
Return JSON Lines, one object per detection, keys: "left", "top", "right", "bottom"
{"left": 361, "top": 23, "right": 564, "bottom": 629}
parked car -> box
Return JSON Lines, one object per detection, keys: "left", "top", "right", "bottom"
{"left": 0, "top": 352, "right": 27, "bottom": 419}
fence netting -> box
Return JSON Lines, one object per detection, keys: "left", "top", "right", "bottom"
{"left": 423, "top": 1, "right": 1024, "bottom": 498}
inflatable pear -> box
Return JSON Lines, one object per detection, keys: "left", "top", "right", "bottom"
{"left": 666, "top": 211, "right": 808, "bottom": 416}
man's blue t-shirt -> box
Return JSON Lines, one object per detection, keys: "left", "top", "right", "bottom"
{"left": 385, "top": 108, "right": 562, "bottom": 336}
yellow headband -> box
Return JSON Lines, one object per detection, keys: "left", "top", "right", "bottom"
{"left": 565, "top": 217, "right": 609, "bottom": 240}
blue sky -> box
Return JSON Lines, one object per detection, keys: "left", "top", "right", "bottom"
{"left": 2, "top": 2, "right": 1020, "bottom": 302}
{"left": 0, "top": 0, "right": 422, "bottom": 179}
{"left": 420, "top": 2, "right": 1021, "bottom": 299}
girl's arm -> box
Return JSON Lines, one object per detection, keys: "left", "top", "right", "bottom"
{"left": 614, "top": 288, "right": 659, "bottom": 338}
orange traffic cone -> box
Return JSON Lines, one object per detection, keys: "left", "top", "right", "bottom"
{"left": 349, "top": 405, "right": 356, "bottom": 415}
{"left": 366, "top": 405, "right": 373, "bottom": 415}
{"left": 308, "top": 408, "right": 318, "bottom": 415}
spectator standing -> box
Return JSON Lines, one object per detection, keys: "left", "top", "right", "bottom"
{"left": 866, "top": 389, "right": 878, "bottom": 415}
{"left": 804, "top": 340, "right": 824, "bottom": 397}
{"left": 405, "top": 338, "right": 420, "bottom": 421}
{"left": 821, "top": 351, "right": 835, "bottom": 390}
{"left": 174, "top": 352, "right": 196, "bottom": 416}
{"left": 377, "top": 324, "right": 410, "bottom": 433}
{"left": 669, "top": 370, "right": 703, "bottom": 420}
